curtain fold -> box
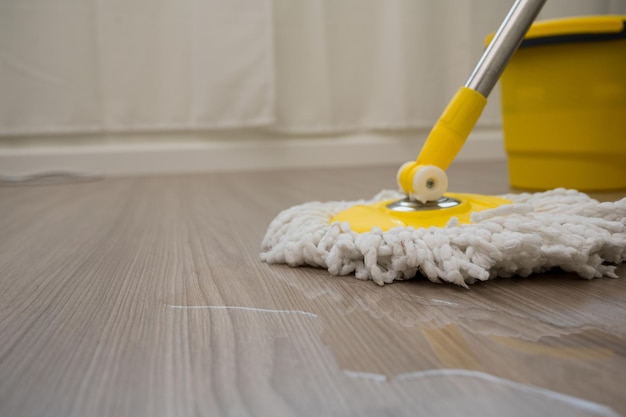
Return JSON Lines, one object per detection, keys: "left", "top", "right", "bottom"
{"left": 1, "top": 0, "right": 624, "bottom": 136}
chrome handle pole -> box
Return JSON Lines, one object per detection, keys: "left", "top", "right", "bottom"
{"left": 465, "top": 0, "right": 547, "bottom": 97}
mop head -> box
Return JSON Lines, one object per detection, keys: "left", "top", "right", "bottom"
{"left": 261, "top": 189, "right": 626, "bottom": 286}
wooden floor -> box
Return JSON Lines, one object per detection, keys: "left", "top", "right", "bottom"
{"left": 1, "top": 160, "right": 625, "bottom": 417}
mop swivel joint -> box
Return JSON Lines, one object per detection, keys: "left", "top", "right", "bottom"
{"left": 397, "top": 162, "right": 448, "bottom": 204}
{"left": 395, "top": 86, "right": 487, "bottom": 204}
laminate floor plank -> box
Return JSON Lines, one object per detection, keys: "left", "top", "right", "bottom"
{"left": 0, "top": 161, "right": 624, "bottom": 417}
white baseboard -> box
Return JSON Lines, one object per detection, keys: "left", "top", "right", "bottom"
{"left": 0, "top": 128, "right": 506, "bottom": 177}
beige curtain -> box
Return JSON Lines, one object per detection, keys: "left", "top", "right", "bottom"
{"left": 0, "top": 0, "right": 275, "bottom": 135}
{"left": 1, "top": 0, "right": 624, "bottom": 136}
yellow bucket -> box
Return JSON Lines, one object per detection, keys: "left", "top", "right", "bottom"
{"left": 496, "top": 16, "right": 626, "bottom": 191}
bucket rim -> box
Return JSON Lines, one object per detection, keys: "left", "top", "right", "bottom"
{"left": 486, "top": 15, "right": 626, "bottom": 47}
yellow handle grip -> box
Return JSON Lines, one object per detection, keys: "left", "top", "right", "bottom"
{"left": 417, "top": 86, "right": 488, "bottom": 169}
{"left": 398, "top": 86, "right": 488, "bottom": 194}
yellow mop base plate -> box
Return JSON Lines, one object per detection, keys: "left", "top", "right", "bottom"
{"left": 331, "top": 193, "right": 512, "bottom": 233}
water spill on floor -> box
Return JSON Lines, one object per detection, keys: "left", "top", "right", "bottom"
{"left": 265, "top": 266, "right": 626, "bottom": 414}
{"left": 167, "top": 299, "right": 622, "bottom": 417}
{"left": 168, "top": 263, "right": 626, "bottom": 415}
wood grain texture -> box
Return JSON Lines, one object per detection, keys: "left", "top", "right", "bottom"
{"left": 1, "top": 161, "right": 625, "bottom": 417}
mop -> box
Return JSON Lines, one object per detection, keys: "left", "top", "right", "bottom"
{"left": 261, "top": 0, "right": 626, "bottom": 286}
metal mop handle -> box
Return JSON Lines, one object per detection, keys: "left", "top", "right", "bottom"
{"left": 397, "top": 0, "right": 547, "bottom": 203}
{"left": 466, "top": 0, "right": 547, "bottom": 97}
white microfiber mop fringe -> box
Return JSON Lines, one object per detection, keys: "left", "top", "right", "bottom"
{"left": 260, "top": 189, "right": 626, "bottom": 287}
